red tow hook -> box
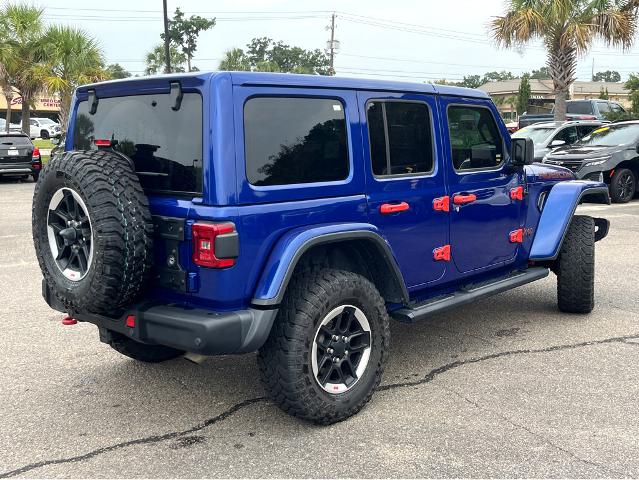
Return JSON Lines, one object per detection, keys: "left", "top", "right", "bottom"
{"left": 62, "top": 315, "right": 77, "bottom": 326}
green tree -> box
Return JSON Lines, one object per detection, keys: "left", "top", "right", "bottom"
{"left": 145, "top": 44, "right": 186, "bottom": 75}
{"left": 161, "top": 8, "right": 215, "bottom": 72}
{"left": 0, "top": 4, "right": 50, "bottom": 134}
{"left": 598, "top": 86, "right": 610, "bottom": 99}
{"left": 516, "top": 74, "right": 532, "bottom": 115}
{"left": 105, "top": 63, "right": 131, "bottom": 79}
{"left": 491, "top": 0, "right": 639, "bottom": 121}
{"left": 460, "top": 74, "right": 482, "bottom": 89}
{"left": 219, "top": 37, "right": 330, "bottom": 75}
{"left": 44, "top": 25, "right": 106, "bottom": 130}
{"left": 482, "top": 70, "right": 515, "bottom": 83}
{"left": 530, "top": 66, "right": 551, "bottom": 79}
{"left": 593, "top": 70, "right": 621, "bottom": 82}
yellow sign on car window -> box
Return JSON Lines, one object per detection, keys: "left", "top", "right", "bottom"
{"left": 592, "top": 127, "right": 610, "bottom": 134}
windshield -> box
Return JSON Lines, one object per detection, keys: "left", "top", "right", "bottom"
{"left": 73, "top": 92, "right": 203, "bottom": 194}
{"left": 566, "top": 101, "right": 594, "bottom": 115}
{"left": 575, "top": 124, "right": 639, "bottom": 147}
{"left": 512, "top": 126, "right": 555, "bottom": 144}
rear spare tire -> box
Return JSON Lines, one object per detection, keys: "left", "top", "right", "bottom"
{"left": 32, "top": 150, "right": 153, "bottom": 315}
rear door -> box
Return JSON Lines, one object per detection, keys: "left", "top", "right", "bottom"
{"left": 441, "top": 97, "right": 523, "bottom": 274}
{"left": 359, "top": 91, "right": 449, "bottom": 289}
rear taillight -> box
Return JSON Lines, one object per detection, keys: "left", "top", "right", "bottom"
{"left": 32, "top": 147, "right": 40, "bottom": 160}
{"left": 94, "top": 139, "right": 112, "bottom": 148}
{"left": 192, "top": 222, "right": 238, "bottom": 268}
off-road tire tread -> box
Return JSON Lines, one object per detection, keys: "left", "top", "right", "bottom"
{"left": 108, "top": 332, "right": 183, "bottom": 363}
{"left": 32, "top": 150, "right": 153, "bottom": 315}
{"left": 257, "top": 268, "right": 390, "bottom": 425}
{"left": 556, "top": 215, "right": 595, "bottom": 313}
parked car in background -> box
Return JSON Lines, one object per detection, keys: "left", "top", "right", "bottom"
{"left": 512, "top": 120, "right": 607, "bottom": 162}
{"left": 0, "top": 118, "right": 23, "bottom": 133}
{"left": 518, "top": 100, "right": 625, "bottom": 129}
{"left": 544, "top": 121, "right": 639, "bottom": 203}
{"left": 28, "top": 117, "right": 61, "bottom": 139}
{"left": 0, "top": 133, "right": 42, "bottom": 181}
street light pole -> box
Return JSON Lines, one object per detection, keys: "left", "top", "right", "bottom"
{"left": 163, "top": 0, "right": 171, "bottom": 74}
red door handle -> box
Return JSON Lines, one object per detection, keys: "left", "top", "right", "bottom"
{"left": 380, "top": 202, "right": 410, "bottom": 214}
{"left": 453, "top": 194, "right": 477, "bottom": 205}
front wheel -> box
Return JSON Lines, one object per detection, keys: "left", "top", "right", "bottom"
{"left": 258, "top": 269, "right": 390, "bottom": 425}
{"left": 556, "top": 215, "right": 595, "bottom": 313}
{"left": 609, "top": 168, "right": 636, "bottom": 203}
{"left": 40, "top": 130, "right": 50, "bottom": 140}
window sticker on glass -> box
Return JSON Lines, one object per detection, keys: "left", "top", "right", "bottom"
{"left": 592, "top": 127, "right": 610, "bottom": 134}
{"left": 333, "top": 104, "right": 342, "bottom": 111}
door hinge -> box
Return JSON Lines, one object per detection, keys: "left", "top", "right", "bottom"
{"left": 433, "top": 245, "right": 451, "bottom": 262}
{"left": 433, "top": 196, "right": 450, "bottom": 212}
{"left": 509, "top": 228, "right": 524, "bottom": 243}
{"left": 510, "top": 186, "right": 525, "bottom": 201}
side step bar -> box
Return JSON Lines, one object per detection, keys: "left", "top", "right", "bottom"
{"left": 392, "top": 267, "right": 550, "bottom": 323}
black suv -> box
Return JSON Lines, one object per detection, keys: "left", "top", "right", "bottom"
{"left": 544, "top": 121, "right": 639, "bottom": 203}
{"left": 0, "top": 133, "right": 42, "bottom": 182}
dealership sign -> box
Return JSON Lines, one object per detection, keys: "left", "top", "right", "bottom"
{"left": 10, "top": 96, "right": 61, "bottom": 108}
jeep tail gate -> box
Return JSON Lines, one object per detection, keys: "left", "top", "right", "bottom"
{"left": 33, "top": 72, "right": 609, "bottom": 424}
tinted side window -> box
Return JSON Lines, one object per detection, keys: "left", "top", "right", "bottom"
{"left": 447, "top": 106, "right": 503, "bottom": 171}
{"left": 366, "top": 101, "right": 433, "bottom": 176}
{"left": 567, "top": 101, "right": 594, "bottom": 115}
{"left": 244, "top": 97, "right": 349, "bottom": 186}
{"left": 555, "top": 126, "right": 578, "bottom": 144}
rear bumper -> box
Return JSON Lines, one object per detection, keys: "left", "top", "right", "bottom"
{"left": 0, "top": 163, "right": 36, "bottom": 175}
{"left": 43, "top": 281, "right": 277, "bottom": 355}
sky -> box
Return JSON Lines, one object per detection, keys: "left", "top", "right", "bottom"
{"left": 39, "top": 0, "right": 639, "bottom": 83}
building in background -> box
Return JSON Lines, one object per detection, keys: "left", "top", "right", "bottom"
{"left": 0, "top": 87, "right": 61, "bottom": 124}
{"left": 479, "top": 79, "right": 630, "bottom": 119}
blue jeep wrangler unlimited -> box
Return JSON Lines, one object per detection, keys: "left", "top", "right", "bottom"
{"left": 32, "top": 72, "right": 610, "bottom": 424}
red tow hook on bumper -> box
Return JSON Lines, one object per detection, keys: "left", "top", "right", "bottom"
{"left": 62, "top": 315, "right": 77, "bottom": 325}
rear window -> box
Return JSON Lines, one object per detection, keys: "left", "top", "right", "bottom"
{"left": 566, "top": 101, "right": 594, "bottom": 115}
{"left": 0, "top": 136, "right": 31, "bottom": 147}
{"left": 73, "top": 92, "right": 203, "bottom": 194}
{"left": 244, "top": 97, "right": 349, "bottom": 186}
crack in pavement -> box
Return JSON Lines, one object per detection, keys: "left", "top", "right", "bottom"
{"left": 440, "top": 386, "right": 628, "bottom": 478}
{"left": 2, "top": 333, "right": 638, "bottom": 478}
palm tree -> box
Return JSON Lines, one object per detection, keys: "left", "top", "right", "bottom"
{"left": 145, "top": 44, "right": 186, "bottom": 75}
{"left": 44, "top": 25, "right": 106, "bottom": 130}
{"left": 0, "top": 24, "right": 18, "bottom": 132}
{"left": 218, "top": 48, "right": 250, "bottom": 71}
{"left": 0, "top": 3, "right": 49, "bottom": 134}
{"left": 491, "top": 0, "right": 639, "bottom": 121}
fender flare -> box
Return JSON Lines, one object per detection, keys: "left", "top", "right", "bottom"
{"left": 529, "top": 181, "right": 610, "bottom": 262}
{"left": 251, "top": 223, "right": 409, "bottom": 307}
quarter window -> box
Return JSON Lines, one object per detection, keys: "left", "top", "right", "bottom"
{"left": 447, "top": 106, "right": 504, "bottom": 171}
{"left": 366, "top": 101, "right": 434, "bottom": 177}
{"left": 244, "top": 97, "right": 349, "bottom": 186}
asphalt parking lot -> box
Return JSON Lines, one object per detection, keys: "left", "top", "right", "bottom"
{"left": 1, "top": 179, "right": 638, "bottom": 478}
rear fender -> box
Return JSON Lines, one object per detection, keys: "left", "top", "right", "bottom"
{"left": 251, "top": 223, "right": 408, "bottom": 307}
{"left": 529, "top": 181, "right": 610, "bottom": 261}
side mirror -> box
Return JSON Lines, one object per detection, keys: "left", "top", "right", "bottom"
{"left": 550, "top": 139, "right": 566, "bottom": 147}
{"left": 510, "top": 137, "right": 534, "bottom": 167}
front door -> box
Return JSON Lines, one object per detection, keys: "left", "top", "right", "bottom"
{"left": 359, "top": 91, "right": 449, "bottom": 289}
{"left": 440, "top": 98, "right": 523, "bottom": 274}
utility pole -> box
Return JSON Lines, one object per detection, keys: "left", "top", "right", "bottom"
{"left": 162, "top": 0, "right": 171, "bottom": 74}
{"left": 591, "top": 58, "right": 595, "bottom": 81}
{"left": 326, "top": 13, "right": 339, "bottom": 76}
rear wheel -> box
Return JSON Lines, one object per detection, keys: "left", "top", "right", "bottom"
{"left": 108, "top": 332, "right": 183, "bottom": 363}
{"left": 609, "top": 168, "right": 635, "bottom": 203}
{"left": 258, "top": 269, "right": 390, "bottom": 424}
{"left": 32, "top": 172, "right": 39, "bottom": 182}
{"left": 556, "top": 215, "right": 595, "bottom": 313}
